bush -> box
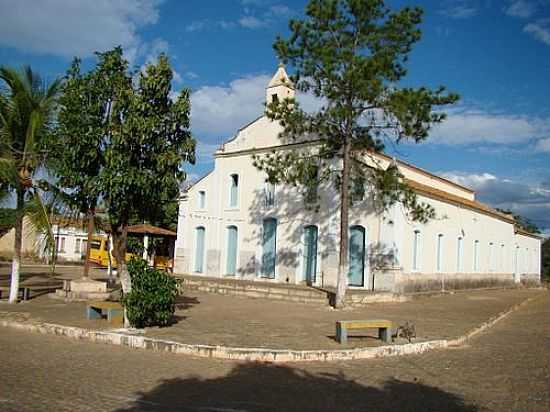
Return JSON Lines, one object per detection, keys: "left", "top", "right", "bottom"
{"left": 122, "top": 258, "right": 179, "bottom": 328}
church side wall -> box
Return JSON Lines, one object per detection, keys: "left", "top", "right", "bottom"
{"left": 175, "top": 150, "right": 541, "bottom": 294}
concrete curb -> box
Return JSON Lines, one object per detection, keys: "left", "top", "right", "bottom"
{"left": 0, "top": 295, "right": 538, "bottom": 363}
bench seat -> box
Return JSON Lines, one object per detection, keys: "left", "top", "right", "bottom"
{"left": 336, "top": 319, "right": 393, "bottom": 344}
{"left": 0, "top": 284, "right": 62, "bottom": 301}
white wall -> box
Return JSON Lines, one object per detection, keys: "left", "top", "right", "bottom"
{"left": 175, "top": 116, "right": 542, "bottom": 292}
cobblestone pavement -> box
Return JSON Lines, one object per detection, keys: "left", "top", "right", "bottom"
{"left": 1, "top": 291, "right": 549, "bottom": 411}
{"left": 1, "top": 284, "right": 543, "bottom": 350}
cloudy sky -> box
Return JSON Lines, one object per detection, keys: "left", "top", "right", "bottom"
{"left": 1, "top": 0, "right": 549, "bottom": 232}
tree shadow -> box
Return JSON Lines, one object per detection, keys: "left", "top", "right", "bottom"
{"left": 164, "top": 295, "right": 200, "bottom": 325}
{"left": 115, "top": 363, "right": 480, "bottom": 412}
{"left": 174, "top": 295, "right": 200, "bottom": 311}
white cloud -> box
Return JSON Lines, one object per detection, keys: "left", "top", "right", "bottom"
{"left": 440, "top": 171, "right": 550, "bottom": 230}
{"left": 535, "top": 138, "right": 550, "bottom": 152}
{"left": 429, "top": 107, "right": 550, "bottom": 145}
{"left": 239, "top": 16, "right": 268, "bottom": 29}
{"left": 191, "top": 74, "right": 271, "bottom": 136}
{"left": 524, "top": 19, "right": 550, "bottom": 45}
{"left": 0, "top": 0, "right": 162, "bottom": 58}
{"left": 268, "top": 5, "right": 294, "bottom": 17}
{"left": 504, "top": 0, "right": 538, "bottom": 18}
{"left": 191, "top": 73, "right": 323, "bottom": 138}
{"left": 185, "top": 20, "right": 207, "bottom": 32}
{"left": 439, "top": 1, "right": 478, "bottom": 19}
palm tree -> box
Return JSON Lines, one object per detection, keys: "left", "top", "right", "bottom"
{"left": 0, "top": 66, "right": 60, "bottom": 303}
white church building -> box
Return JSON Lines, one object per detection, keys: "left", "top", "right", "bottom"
{"left": 174, "top": 66, "right": 541, "bottom": 294}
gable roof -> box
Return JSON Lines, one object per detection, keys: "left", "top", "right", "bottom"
{"left": 404, "top": 178, "right": 515, "bottom": 224}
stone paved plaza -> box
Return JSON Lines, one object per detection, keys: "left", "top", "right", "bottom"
{"left": 0, "top": 283, "right": 543, "bottom": 350}
{"left": 0, "top": 290, "right": 549, "bottom": 411}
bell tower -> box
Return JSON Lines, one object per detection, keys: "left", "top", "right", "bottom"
{"left": 266, "top": 63, "right": 295, "bottom": 105}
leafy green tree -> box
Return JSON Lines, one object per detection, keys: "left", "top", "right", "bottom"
{"left": 0, "top": 208, "right": 16, "bottom": 234}
{"left": 49, "top": 58, "right": 105, "bottom": 278}
{"left": 253, "top": 0, "right": 458, "bottom": 307}
{"left": 541, "top": 238, "right": 550, "bottom": 281}
{"left": 82, "top": 48, "right": 195, "bottom": 316}
{"left": 0, "top": 66, "right": 60, "bottom": 302}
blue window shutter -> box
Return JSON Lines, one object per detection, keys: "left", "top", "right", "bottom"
{"left": 261, "top": 218, "right": 277, "bottom": 278}
{"left": 303, "top": 225, "right": 318, "bottom": 283}
{"left": 195, "top": 227, "right": 205, "bottom": 273}
{"left": 348, "top": 226, "right": 365, "bottom": 287}
{"left": 226, "top": 226, "right": 238, "bottom": 275}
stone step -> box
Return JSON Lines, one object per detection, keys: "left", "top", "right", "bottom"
{"left": 181, "top": 277, "right": 330, "bottom": 305}
{"left": 49, "top": 289, "right": 114, "bottom": 302}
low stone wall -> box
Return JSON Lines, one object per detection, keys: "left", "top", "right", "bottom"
{"left": 395, "top": 273, "right": 516, "bottom": 294}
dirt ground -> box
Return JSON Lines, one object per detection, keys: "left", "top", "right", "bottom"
{"left": 0, "top": 290, "right": 548, "bottom": 411}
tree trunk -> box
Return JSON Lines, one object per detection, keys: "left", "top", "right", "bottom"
{"left": 82, "top": 208, "right": 95, "bottom": 279}
{"left": 112, "top": 225, "right": 131, "bottom": 326}
{"left": 335, "top": 139, "right": 351, "bottom": 309}
{"left": 9, "top": 189, "right": 25, "bottom": 303}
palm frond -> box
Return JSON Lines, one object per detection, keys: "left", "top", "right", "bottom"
{"left": 23, "top": 189, "right": 55, "bottom": 261}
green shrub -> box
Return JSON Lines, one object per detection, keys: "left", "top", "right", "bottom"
{"left": 122, "top": 258, "right": 179, "bottom": 328}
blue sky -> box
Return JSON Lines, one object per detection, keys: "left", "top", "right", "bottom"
{"left": 1, "top": 0, "right": 549, "bottom": 231}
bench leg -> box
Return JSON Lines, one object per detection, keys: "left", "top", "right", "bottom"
{"left": 23, "top": 288, "right": 30, "bottom": 301}
{"left": 108, "top": 308, "right": 124, "bottom": 326}
{"left": 336, "top": 323, "right": 347, "bottom": 344}
{"left": 379, "top": 327, "right": 390, "bottom": 343}
{"left": 86, "top": 306, "right": 102, "bottom": 320}
{"left": 107, "top": 308, "right": 123, "bottom": 322}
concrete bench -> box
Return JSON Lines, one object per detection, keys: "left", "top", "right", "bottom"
{"left": 0, "top": 284, "right": 62, "bottom": 301}
{"left": 86, "top": 301, "right": 123, "bottom": 326}
{"left": 336, "top": 319, "right": 393, "bottom": 344}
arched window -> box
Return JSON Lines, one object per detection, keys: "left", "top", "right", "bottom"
{"left": 473, "top": 240, "right": 480, "bottom": 272}
{"left": 457, "top": 236, "right": 464, "bottom": 272}
{"left": 229, "top": 174, "right": 239, "bottom": 207}
{"left": 194, "top": 226, "right": 206, "bottom": 273}
{"left": 412, "top": 230, "right": 421, "bottom": 271}
{"left": 514, "top": 246, "right": 520, "bottom": 275}
{"left": 436, "top": 234, "right": 444, "bottom": 272}
{"left": 226, "top": 226, "right": 238, "bottom": 275}
{"left": 264, "top": 181, "right": 275, "bottom": 207}
{"left": 500, "top": 243, "right": 505, "bottom": 271}
{"left": 198, "top": 190, "right": 206, "bottom": 209}
{"left": 261, "top": 218, "right": 277, "bottom": 278}
{"left": 488, "top": 242, "right": 495, "bottom": 272}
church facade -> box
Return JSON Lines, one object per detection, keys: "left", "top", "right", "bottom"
{"left": 174, "top": 66, "right": 541, "bottom": 293}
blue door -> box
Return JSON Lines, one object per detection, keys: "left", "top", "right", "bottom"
{"left": 348, "top": 226, "right": 365, "bottom": 287}
{"left": 261, "top": 218, "right": 277, "bottom": 278}
{"left": 303, "top": 225, "right": 318, "bottom": 284}
{"left": 194, "top": 227, "right": 205, "bottom": 273}
{"left": 226, "top": 226, "right": 238, "bottom": 275}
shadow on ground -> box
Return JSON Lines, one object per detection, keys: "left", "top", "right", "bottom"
{"left": 115, "top": 363, "right": 480, "bottom": 412}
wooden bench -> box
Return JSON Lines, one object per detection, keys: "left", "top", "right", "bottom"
{"left": 0, "top": 284, "right": 62, "bottom": 301}
{"left": 86, "top": 301, "right": 123, "bottom": 326}
{"left": 336, "top": 320, "right": 393, "bottom": 344}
